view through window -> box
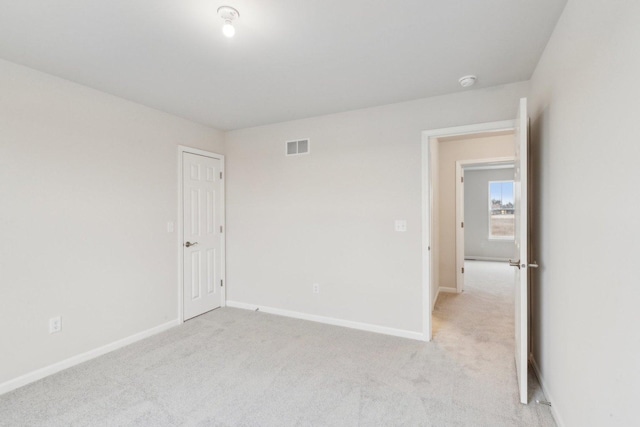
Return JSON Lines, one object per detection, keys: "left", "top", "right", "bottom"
{"left": 489, "top": 181, "right": 515, "bottom": 239}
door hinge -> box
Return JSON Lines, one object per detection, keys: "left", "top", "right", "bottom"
{"left": 220, "top": 225, "right": 223, "bottom": 233}
{"left": 461, "top": 221, "right": 464, "bottom": 228}
{"left": 220, "top": 171, "right": 223, "bottom": 179}
{"left": 220, "top": 279, "right": 224, "bottom": 287}
{"left": 461, "top": 176, "right": 464, "bottom": 183}
{"left": 462, "top": 267, "right": 465, "bottom": 274}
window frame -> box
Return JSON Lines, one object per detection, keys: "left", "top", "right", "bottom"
{"left": 488, "top": 180, "right": 515, "bottom": 241}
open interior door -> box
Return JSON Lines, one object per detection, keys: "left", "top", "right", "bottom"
{"left": 510, "top": 97, "right": 529, "bottom": 404}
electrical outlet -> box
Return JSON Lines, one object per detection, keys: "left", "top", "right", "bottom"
{"left": 312, "top": 283, "right": 320, "bottom": 294}
{"left": 49, "top": 316, "right": 61, "bottom": 334}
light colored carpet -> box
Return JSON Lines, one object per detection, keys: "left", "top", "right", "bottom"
{"left": 0, "top": 261, "right": 555, "bottom": 426}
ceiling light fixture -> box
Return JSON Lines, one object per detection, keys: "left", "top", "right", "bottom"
{"left": 458, "top": 75, "right": 477, "bottom": 88}
{"left": 217, "top": 6, "right": 239, "bottom": 38}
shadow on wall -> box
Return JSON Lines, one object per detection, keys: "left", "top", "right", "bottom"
{"left": 529, "top": 103, "right": 550, "bottom": 367}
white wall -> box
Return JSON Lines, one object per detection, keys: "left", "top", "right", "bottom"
{"left": 529, "top": 0, "right": 640, "bottom": 425}
{"left": 0, "top": 59, "right": 224, "bottom": 385}
{"left": 225, "top": 81, "right": 529, "bottom": 335}
{"left": 437, "top": 134, "right": 514, "bottom": 288}
{"left": 464, "top": 168, "right": 515, "bottom": 260}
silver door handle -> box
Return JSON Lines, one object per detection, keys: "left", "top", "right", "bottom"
{"left": 508, "top": 259, "right": 521, "bottom": 269}
{"left": 184, "top": 241, "right": 198, "bottom": 248}
{"left": 528, "top": 262, "right": 539, "bottom": 268}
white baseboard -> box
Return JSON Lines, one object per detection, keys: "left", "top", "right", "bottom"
{"left": 0, "top": 319, "right": 180, "bottom": 396}
{"left": 433, "top": 285, "right": 457, "bottom": 310}
{"left": 530, "top": 354, "right": 565, "bottom": 427}
{"left": 226, "top": 301, "right": 425, "bottom": 342}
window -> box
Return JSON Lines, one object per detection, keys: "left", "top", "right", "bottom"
{"left": 489, "top": 181, "right": 515, "bottom": 240}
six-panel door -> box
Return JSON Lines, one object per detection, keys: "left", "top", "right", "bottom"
{"left": 183, "top": 152, "right": 222, "bottom": 320}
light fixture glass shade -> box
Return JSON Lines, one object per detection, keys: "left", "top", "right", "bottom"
{"left": 222, "top": 20, "right": 235, "bottom": 37}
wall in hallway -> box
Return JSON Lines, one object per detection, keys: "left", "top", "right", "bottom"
{"left": 464, "top": 167, "right": 515, "bottom": 261}
{"left": 437, "top": 133, "right": 514, "bottom": 288}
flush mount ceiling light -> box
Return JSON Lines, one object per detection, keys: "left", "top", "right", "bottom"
{"left": 458, "top": 75, "right": 477, "bottom": 88}
{"left": 217, "top": 6, "right": 239, "bottom": 38}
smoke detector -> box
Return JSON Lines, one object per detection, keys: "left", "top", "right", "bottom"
{"left": 458, "top": 75, "right": 477, "bottom": 88}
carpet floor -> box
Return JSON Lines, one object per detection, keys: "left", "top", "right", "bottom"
{"left": 0, "top": 261, "right": 555, "bottom": 426}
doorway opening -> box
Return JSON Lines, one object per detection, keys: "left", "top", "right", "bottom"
{"left": 421, "top": 98, "right": 530, "bottom": 404}
{"left": 422, "top": 124, "right": 516, "bottom": 328}
{"left": 456, "top": 159, "right": 515, "bottom": 293}
{"left": 423, "top": 125, "right": 521, "bottom": 401}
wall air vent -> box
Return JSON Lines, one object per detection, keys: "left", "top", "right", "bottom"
{"left": 286, "top": 139, "right": 310, "bottom": 156}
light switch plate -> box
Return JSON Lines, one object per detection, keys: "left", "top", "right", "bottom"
{"left": 167, "top": 221, "right": 174, "bottom": 233}
{"left": 395, "top": 220, "right": 407, "bottom": 232}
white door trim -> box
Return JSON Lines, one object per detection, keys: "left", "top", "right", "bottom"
{"left": 455, "top": 157, "right": 515, "bottom": 293}
{"left": 421, "top": 120, "right": 515, "bottom": 341}
{"left": 177, "top": 145, "right": 226, "bottom": 323}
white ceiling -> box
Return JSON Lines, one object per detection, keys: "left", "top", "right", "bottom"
{"left": 0, "top": 0, "right": 566, "bottom": 130}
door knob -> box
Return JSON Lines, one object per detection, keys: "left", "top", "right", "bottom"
{"left": 508, "top": 259, "right": 521, "bottom": 269}
{"left": 184, "top": 241, "right": 198, "bottom": 248}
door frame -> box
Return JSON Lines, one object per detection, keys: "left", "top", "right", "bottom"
{"left": 177, "top": 145, "right": 226, "bottom": 323}
{"left": 455, "top": 158, "right": 515, "bottom": 293}
{"left": 421, "top": 120, "right": 515, "bottom": 341}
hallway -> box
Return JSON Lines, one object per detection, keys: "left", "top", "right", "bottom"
{"left": 432, "top": 260, "right": 554, "bottom": 425}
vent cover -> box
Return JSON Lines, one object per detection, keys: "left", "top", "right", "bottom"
{"left": 286, "top": 139, "right": 310, "bottom": 156}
